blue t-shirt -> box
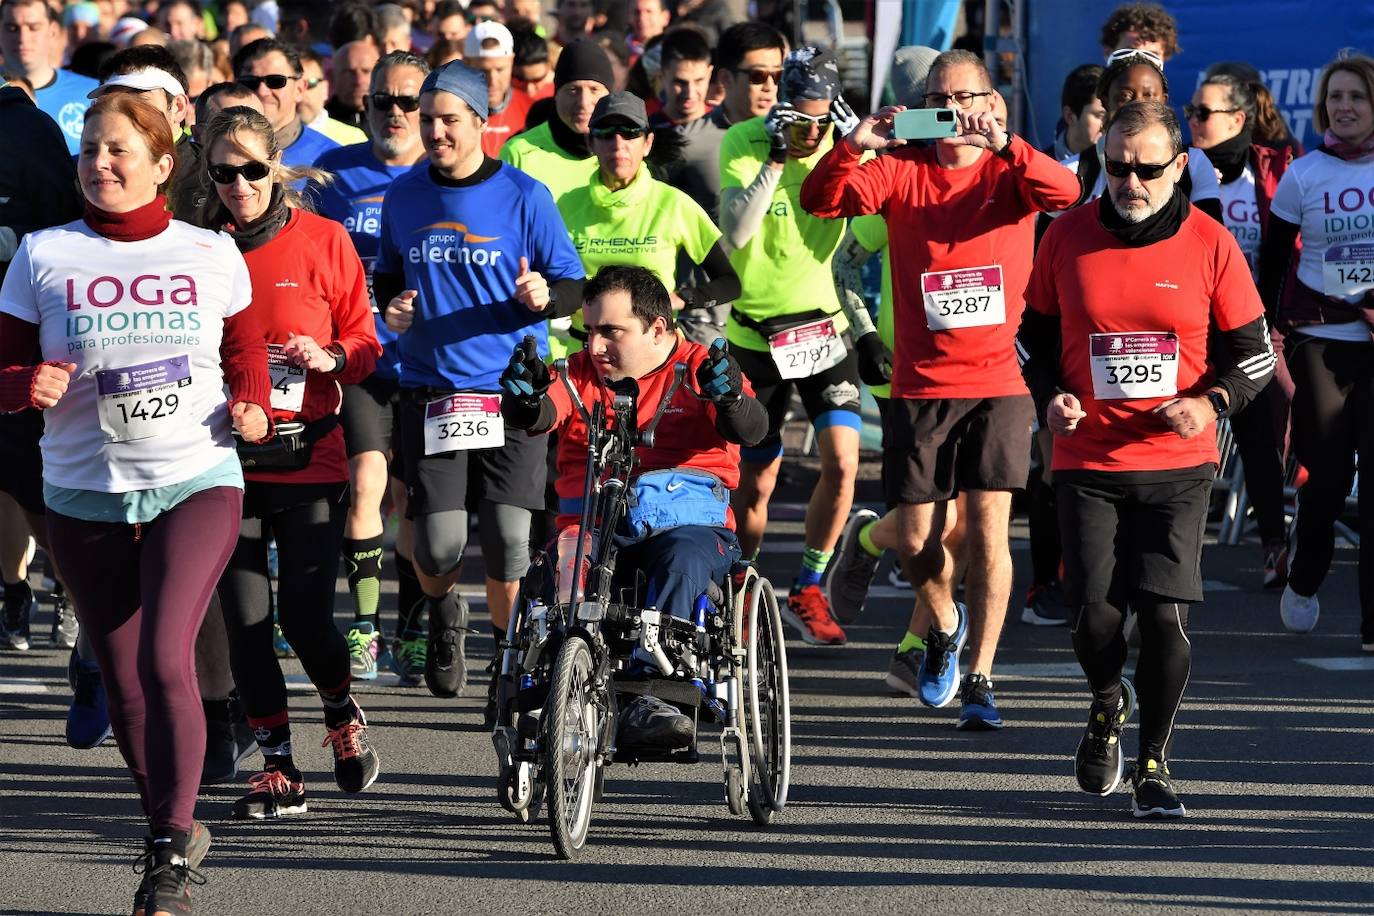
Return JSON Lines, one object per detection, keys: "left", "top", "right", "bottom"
{"left": 375, "top": 161, "right": 584, "bottom": 390}
{"left": 35, "top": 69, "right": 98, "bottom": 155}
{"left": 312, "top": 142, "right": 418, "bottom": 379}
{"left": 282, "top": 122, "right": 338, "bottom": 169}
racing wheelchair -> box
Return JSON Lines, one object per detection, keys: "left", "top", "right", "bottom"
{"left": 489, "top": 359, "right": 792, "bottom": 859}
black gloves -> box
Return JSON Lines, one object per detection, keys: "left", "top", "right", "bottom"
{"left": 695, "top": 337, "right": 743, "bottom": 403}
{"left": 499, "top": 335, "right": 550, "bottom": 404}
{"left": 764, "top": 103, "right": 799, "bottom": 164}
{"left": 854, "top": 332, "right": 893, "bottom": 388}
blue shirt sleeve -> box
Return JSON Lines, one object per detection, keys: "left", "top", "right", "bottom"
{"left": 522, "top": 178, "right": 585, "bottom": 283}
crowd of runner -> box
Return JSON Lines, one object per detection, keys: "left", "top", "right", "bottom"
{"left": 0, "top": 0, "right": 1371, "bottom": 912}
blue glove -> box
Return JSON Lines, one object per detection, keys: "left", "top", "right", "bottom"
{"left": 500, "top": 335, "right": 550, "bottom": 402}
{"left": 695, "top": 337, "right": 742, "bottom": 403}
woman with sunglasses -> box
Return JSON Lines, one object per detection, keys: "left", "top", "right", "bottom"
{"left": 1186, "top": 71, "right": 1296, "bottom": 589}
{"left": 1259, "top": 53, "right": 1374, "bottom": 650}
{"left": 0, "top": 92, "right": 271, "bottom": 914}
{"left": 196, "top": 106, "right": 384, "bottom": 820}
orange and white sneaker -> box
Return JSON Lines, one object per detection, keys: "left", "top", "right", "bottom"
{"left": 782, "top": 585, "right": 847, "bottom": 645}
{"left": 231, "top": 767, "right": 307, "bottom": 820}
{"left": 323, "top": 701, "right": 380, "bottom": 793}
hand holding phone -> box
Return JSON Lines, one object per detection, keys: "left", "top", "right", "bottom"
{"left": 843, "top": 104, "right": 909, "bottom": 153}
{"left": 892, "top": 108, "right": 959, "bottom": 141}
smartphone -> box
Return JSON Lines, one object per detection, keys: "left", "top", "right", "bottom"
{"left": 893, "top": 108, "right": 958, "bottom": 140}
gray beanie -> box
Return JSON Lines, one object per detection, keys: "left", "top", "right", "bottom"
{"left": 890, "top": 45, "right": 941, "bottom": 107}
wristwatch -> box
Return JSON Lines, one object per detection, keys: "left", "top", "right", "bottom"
{"left": 1205, "top": 390, "right": 1228, "bottom": 419}
{"left": 994, "top": 131, "right": 1016, "bottom": 161}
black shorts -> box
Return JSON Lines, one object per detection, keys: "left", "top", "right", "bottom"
{"left": 397, "top": 392, "right": 548, "bottom": 516}
{"left": 1055, "top": 470, "right": 1213, "bottom": 605}
{"left": 732, "top": 342, "right": 864, "bottom": 460}
{"left": 340, "top": 373, "right": 400, "bottom": 468}
{"left": 0, "top": 410, "right": 45, "bottom": 515}
{"left": 882, "top": 395, "right": 1034, "bottom": 505}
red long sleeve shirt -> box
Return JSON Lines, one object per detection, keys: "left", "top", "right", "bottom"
{"left": 240, "top": 208, "right": 380, "bottom": 484}
{"left": 801, "top": 136, "right": 1081, "bottom": 399}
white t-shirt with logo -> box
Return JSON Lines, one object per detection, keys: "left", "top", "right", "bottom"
{"left": 1219, "top": 164, "right": 1262, "bottom": 279}
{"left": 0, "top": 219, "right": 254, "bottom": 491}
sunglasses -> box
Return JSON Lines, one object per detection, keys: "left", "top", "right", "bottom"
{"left": 1106, "top": 47, "right": 1166, "bottom": 70}
{"left": 789, "top": 111, "right": 832, "bottom": 127}
{"left": 237, "top": 73, "right": 295, "bottom": 91}
{"left": 1103, "top": 154, "right": 1179, "bottom": 180}
{"left": 207, "top": 160, "right": 272, "bottom": 184}
{"left": 1184, "top": 104, "right": 1239, "bottom": 122}
{"left": 589, "top": 124, "right": 647, "bottom": 140}
{"left": 922, "top": 90, "right": 993, "bottom": 109}
{"left": 732, "top": 67, "right": 782, "bottom": 86}
{"left": 370, "top": 92, "right": 421, "bottom": 112}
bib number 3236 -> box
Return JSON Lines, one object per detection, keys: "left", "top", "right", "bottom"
{"left": 423, "top": 393, "right": 504, "bottom": 455}
{"left": 1089, "top": 332, "right": 1179, "bottom": 400}
{"left": 96, "top": 355, "right": 193, "bottom": 443}
{"left": 922, "top": 265, "right": 1006, "bottom": 331}
{"left": 767, "top": 317, "right": 845, "bottom": 380}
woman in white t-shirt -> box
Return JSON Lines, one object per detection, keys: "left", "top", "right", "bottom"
{"left": 1258, "top": 54, "right": 1374, "bottom": 650}
{"left": 0, "top": 93, "right": 271, "bottom": 916}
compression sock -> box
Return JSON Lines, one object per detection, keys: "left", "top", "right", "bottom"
{"left": 857, "top": 520, "right": 883, "bottom": 558}
{"left": 3, "top": 577, "right": 32, "bottom": 609}
{"left": 343, "top": 535, "right": 384, "bottom": 627}
{"left": 249, "top": 710, "right": 294, "bottom": 770}
{"left": 897, "top": 631, "right": 926, "bottom": 653}
{"left": 319, "top": 675, "right": 356, "bottom": 729}
{"left": 796, "top": 547, "right": 833, "bottom": 588}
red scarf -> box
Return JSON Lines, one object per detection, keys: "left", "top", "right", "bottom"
{"left": 1322, "top": 128, "right": 1374, "bottom": 161}
{"left": 82, "top": 194, "right": 172, "bottom": 241}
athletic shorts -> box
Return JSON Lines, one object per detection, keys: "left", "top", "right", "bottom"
{"left": 397, "top": 392, "right": 548, "bottom": 516}
{"left": 340, "top": 373, "right": 400, "bottom": 469}
{"left": 882, "top": 395, "right": 1034, "bottom": 505}
{"left": 0, "top": 410, "right": 46, "bottom": 515}
{"left": 1055, "top": 470, "right": 1213, "bottom": 605}
{"left": 732, "top": 342, "right": 864, "bottom": 462}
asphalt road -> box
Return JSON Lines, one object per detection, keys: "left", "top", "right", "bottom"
{"left": 2, "top": 467, "right": 1372, "bottom": 916}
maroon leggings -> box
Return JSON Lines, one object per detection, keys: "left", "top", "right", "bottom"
{"left": 47, "top": 485, "right": 242, "bottom": 833}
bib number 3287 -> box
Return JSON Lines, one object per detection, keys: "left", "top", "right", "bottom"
{"left": 767, "top": 317, "right": 845, "bottom": 380}
{"left": 922, "top": 265, "right": 1007, "bottom": 331}
{"left": 1089, "top": 332, "right": 1179, "bottom": 400}
{"left": 96, "top": 355, "right": 193, "bottom": 443}
{"left": 423, "top": 393, "right": 504, "bottom": 455}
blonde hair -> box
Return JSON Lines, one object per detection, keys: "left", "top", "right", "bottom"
{"left": 1313, "top": 52, "right": 1374, "bottom": 135}
{"left": 194, "top": 105, "right": 332, "bottom": 227}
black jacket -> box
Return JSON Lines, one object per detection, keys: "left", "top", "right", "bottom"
{"left": 0, "top": 85, "right": 81, "bottom": 280}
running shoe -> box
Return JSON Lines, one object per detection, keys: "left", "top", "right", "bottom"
{"left": 825, "top": 508, "right": 881, "bottom": 624}
{"left": 391, "top": 635, "right": 426, "bottom": 687}
{"left": 888, "top": 565, "right": 911, "bottom": 589}
{"left": 883, "top": 646, "right": 922, "bottom": 698}
{"left": 916, "top": 602, "right": 968, "bottom": 708}
{"left": 231, "top": 767, "right": 307, "bottom": 819}
{"left": 346, "top": 621, "right": 380, "bottom": 681}
{"left": 1021, "top": 582, "right": 1071, "bottom": 627}
{"left": 132, "top": 822, "right": 211, "bottom": 916}
{"left": 271, "top": 621, "right": 293, "bottom": 659}
{"left": 66, "top": 648, "right": 113, "bottom": 749}
{"left": 49, "top": 585, "right": 78, "bottom": 648}
{"left": 1074, "top": 678, "right": 1137, "bottom": 796}
{"left": 1132, "top": 757, "right": 1186, "bottom": 818}
{"left": 322, "top": 700, "right": 380, "bottom": 793}
{"left": 1, "top": 590, "right": 33, "bottom": 651}
{"left": 956, "top": 672, "right": 1004, "bottom": 730}
{"left": 1262, "top": 540, "right": 1288, "bottom": 590}
{"left": 781, "top": 585, "right": 847, "bottom": 645}
{"left": 618, "top": 695, "right": 694, "bottom": 749}
{"left": 1280, "top": 585, "right": 1320, "bottom": 633}
{"left": 425, "top": 592, "right": 469, "bottom": 697}
{"left": 200, "top": 695, "right": 258, "bottom": 786}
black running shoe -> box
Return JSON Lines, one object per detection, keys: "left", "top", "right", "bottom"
{"left": 1132, "top": 757, "right": 1187, "bottom": 818}
{"left": 618, "top": 695, "right": 693, "bottom": 749}
{"left": 322, "top": 700, "right": 380, "bottom": 793}
{"left": 132, "top": 821, "right": 211, "bottom": 916}
{"left": 425, "top": 592, "right": 469, "bottom": 698}
{"left": 231, "top": 767, "right": 307, "bottom": 819}
{"left": 1074, "top": 679, "right": 1136, "bottom": 796}
{"left": 1, "top": 591, "right": 33, "bottom": 651}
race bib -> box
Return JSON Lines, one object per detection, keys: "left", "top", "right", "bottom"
{"left": 267, "top": 344, "right": 306, "bottom": 412}
{"left": 1321, "top": 243, "right": 1374, "bottom": 298}
{"left": 1089, "top": 332, "right": 1179, "bottom": 400}
{"left": 922, "top": 265, "right": 1007, "bottom": 331}
{"left": 767, "top": 317, "right": 845, "bottom": 380}
{"left": 96, "top": 355, "right": 193, "bottom": 443}
{"left": 423, "top": 393, "right": 504, "bottom": 455}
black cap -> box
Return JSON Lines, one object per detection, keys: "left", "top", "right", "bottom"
{"left": 589, "top": 91, "right": 647, "bottom": 129}
{"left": 553, "top": 39, "right": 614, "bottom": 90}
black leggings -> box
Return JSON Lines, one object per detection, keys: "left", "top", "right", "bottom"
{"left": 1071, "top": 593, "right": 1191, "bottom": 763}
{"left": 217, "top": 481, "right": 350, "bottom": 727}
{"left": 1228, "top": 376, "right": 1290, "bottom": 546}
{"left": 1286, "top": 335, "right": 1374, "bottom": 642}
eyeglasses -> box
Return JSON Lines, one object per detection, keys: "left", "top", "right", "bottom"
{"left": 1103, "top": 154, "right": 1180, "bottom": 180}
{"left": 789, "top": 111, "right": 832, "bottom": 127}
{"left": 922, "top": 90, "right": 992, "bottom": 109}
{"left": 732, "top": 67, "right": 782, "bottom": 86}
{"left": 236, "top": 74, "right": 296, "bottom": 91}
{"left": 1184, "top": 104, "right": 1239, "bottom": 122}
{"left": 303, "top": 77, "right": 322, "bottom": 90}
{"left": 369, "top": 92, "right": 421, "bottom": 112}
{"left": 1106, "top": 47, "right": 1166, "bottom": 70}
{"left": 589, "top": 124, "right": 647, "bottom": 140}
{"left": 207, "top": 160, "right": 272, "bottom": 184}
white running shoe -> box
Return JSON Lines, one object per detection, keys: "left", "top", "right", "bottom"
{"left": 1279, "top": 586, "right": 1320, "bottom": 634}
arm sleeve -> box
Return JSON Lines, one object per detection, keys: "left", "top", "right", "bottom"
{"left": 677, "top": 241, "right": 740, "bottom": 310}
{"left": 1257, "top": 215, "right": 1300, "bottom": 323}
{"left": 501, "top": 391, "right": 557, "bottom": 433}
{"left": 541, "top": 276, "right": 584, "bottom": 319}
{"left": 711, "top": 391, "right": 768, "bottom": 446}
{"left": 1003, "top": 135, "right": 1084, "bottom": 214}
{"left": 832, "top": 225, "right": 879, "bottom": 338}
{"left": 797, "top": 138, "right": 895, "bottom": 219}
{"left": 327, "top": 228, "right": 381, "bottom": 384}
{"left": 0, "top": 312, "right": 46, "bottom": 412}
{"left": 372, "top": 271, "right": 404, "bottom": 314}
{"left": 719, "top": 165, "right": 781, "bottom": 250}
{"left": 1210, "top": 315, "right": 1276, "bottom": 412}
{"left": 220, "top": 307, "right": 273, "bottom": 415}
{"left": 1018, "top": 230, "right": 1064, "bottom": 423}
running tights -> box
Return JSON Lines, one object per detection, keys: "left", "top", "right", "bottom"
{"left": 1072, "top": 593, "right": 1191, "bottom": 763}
{"left": 47, "top": 486, "right": 242, "bottom": 833}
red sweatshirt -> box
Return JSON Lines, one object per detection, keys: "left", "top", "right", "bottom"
{"left": 482, "top": 91, "right": 533, "bottom": 159}
{"left": 801, "top": 136, "right": 1081, "bottom": 399}
{"left": 544, "top": 336, "right": 751, "bottom": 529}
{"left": 240, "top": 208, "right": 380, "bottom": 484}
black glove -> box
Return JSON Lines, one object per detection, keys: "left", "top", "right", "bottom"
{"left": 695, "top": 337, "right": 743, "bottom": 403}
{"left": 764, "top": 103, "right": 799, "bottom": 164}
{"left": 854, "top": 332, "right": 893, "bottom": 388}
{"left": 499, "top": 335, "right": 550, "bottom": 403}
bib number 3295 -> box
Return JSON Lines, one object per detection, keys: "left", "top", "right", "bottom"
{"left": 767, "top": 317, "right": 845, "bottom": 380}
{"left": 922, "top": 265, "right": 1007, "bottom": 331}
{"left": 423, "top": 393, "right": 504, "bottom": 455}
{"left": 1089, "top": 332, "right": 1179, "bottom": 400}
{"left": 96, "top": 355, "right": 193, "bottom": 443}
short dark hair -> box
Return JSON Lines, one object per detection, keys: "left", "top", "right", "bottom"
{"left": 1107, "top": 99, "right": 1182, "bottom": 157}
{"left": 659, "top": 27, "right": 711, "bottom": 70}
{"left": 158, "top": 0, "right": 202, "bottom": 15}
{"left": 715, "top": 21, "right": 785, "bottom": 74}
{"left": 0, "top": 0, "right": 58, "bottom": 23}
{"left": 1060, "top": 63, "right": 1104, "bottom": 114}
{"left": 194, "top": 79, "right": 254, "bottom": 123}
{"left": 433, "top": 0, "right": 464, "bottom": 20}
{"left": 1099, "top": 3, "right": 1180, "bottom": 58}
{"left": 328, "top": 2, "right": 376, "bottom": 48}
{"left": 99, "top": 45, "right": 191, "bottom": 94}
{"left": 583, "top": 265, "right": 673, "bottom": 331}
{"left": 511, "top": 25, "right": 548, "bottom": 67}
{"left": 233, "top": 37, "right": 303, "bottom": 77}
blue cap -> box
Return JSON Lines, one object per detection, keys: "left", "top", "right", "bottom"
{"left": 420, "top": 59, "right": 489, "bottom": 121}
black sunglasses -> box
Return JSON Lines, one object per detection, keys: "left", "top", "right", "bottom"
{"left": 207, "top": 160, "right": 272, "bottom": 184}
{"left": 732, "top": 67, "right": 782, "bottom": 86}
{"left": 590, "top": 125, "right": 647, "bottom": 140}
{"left": 369, "top": 92, "right": 421, "bottom": 113}
{"left": 237, "top": 73, "right": 295, "bottom": 91}
{"left": 1183, "top": 104, "right": 1239, "bottom": 122}
{"left": 1103, "top": 154, "right": 1179, "bottom": 180}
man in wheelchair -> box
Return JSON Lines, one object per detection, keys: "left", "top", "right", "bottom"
{"left": 500, "top": 265, "right": 768, "bottom": 748}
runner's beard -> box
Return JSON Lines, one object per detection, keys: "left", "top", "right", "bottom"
{"left": 1112, "top": 181, "right": 1173, "bottom": 224}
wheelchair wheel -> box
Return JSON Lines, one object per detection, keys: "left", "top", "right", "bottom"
{"left": 545, "top": 633, "right": 599, "bottom": 859}
{"left": 744, "top": 576, "right": 791, "bottom": 825}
